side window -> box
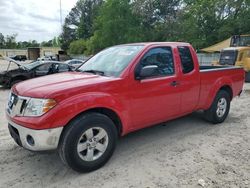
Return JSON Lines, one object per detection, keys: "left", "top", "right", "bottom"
{"left": 58, "top": 64, "right": 69, "bottom": 72}
{"left": 178, "top": 46, "right": 194, "bottom": 74}
{"left": 136, "top": 47, "right": 174, "bottom": 78}
{"left": 36, "top": 64, "right": 51, "bottom": 72}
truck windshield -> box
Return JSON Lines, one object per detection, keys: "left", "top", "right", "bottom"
{"left": 78, "top": 45, "right": 144, "bottom": 77}
{"left": 219, "top": 50, "right": 238, "bottom": 65}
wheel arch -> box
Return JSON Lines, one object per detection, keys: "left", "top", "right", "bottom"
{"left": 219, "top": 85, "right": 233, "bottom": 100}
{"left": 63, "top": 107, "right": 123, "bottom": 137}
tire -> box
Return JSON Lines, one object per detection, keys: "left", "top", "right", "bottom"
{"left": 204, "top": 90, "right": 231, "bottom": 124}
{"left": 245, "top": 72, "right": 250, "bottom": 82}
{"left": 58, "top": 112, "right": 118, "bottom": 173}
{"left": 10, "top": 79, "right": 23, "bottom": 88}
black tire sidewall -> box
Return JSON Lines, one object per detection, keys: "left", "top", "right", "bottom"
{"left": 60, "top": 113, "right": 118, "bottom": 172}
{"left": 212, "top": 90, "right": 231, "bottom": 123}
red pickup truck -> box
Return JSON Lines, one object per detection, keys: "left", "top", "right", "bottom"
{"left": 6, "top": 42, "right": 244, "bottom": 172}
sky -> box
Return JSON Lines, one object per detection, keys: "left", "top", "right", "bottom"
{"left": 0, "top": 0, "right": 78, "bottom": 42}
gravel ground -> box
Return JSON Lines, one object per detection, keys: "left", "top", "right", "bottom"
{"left": 0, "top": 64, "right": 249, "bottom": 187}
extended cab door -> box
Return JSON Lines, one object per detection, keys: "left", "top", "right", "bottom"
{"left": 128, "top": 46, "right": 181, "bottom": 129}
{"left": 177, "top": 46, "right": 200, "bottom": 113}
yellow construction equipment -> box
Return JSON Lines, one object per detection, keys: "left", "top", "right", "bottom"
{"left": 211, "top": 35, "right": 250, "bottom": 82}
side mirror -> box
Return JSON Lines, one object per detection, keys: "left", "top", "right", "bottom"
{"left": 136, "top": 65, "right": 158, "bottom": 80}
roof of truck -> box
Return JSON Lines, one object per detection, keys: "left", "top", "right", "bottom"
{"left": 117, "top": 42, "right": 190, "bottom": 47}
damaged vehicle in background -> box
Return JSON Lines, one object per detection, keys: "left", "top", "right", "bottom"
{"left": 0, "top": 58, "right": 73, "bottom": 88}
{"left": 9, "top": 55, "right": 27, "bottom": 61}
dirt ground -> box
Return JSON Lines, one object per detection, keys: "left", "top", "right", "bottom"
{"left": 0, "top": 61, "right": 249, "bottom": 187}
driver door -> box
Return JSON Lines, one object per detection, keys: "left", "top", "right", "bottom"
{"left": 128, "top": 47, "right": 181, "bottom": 130}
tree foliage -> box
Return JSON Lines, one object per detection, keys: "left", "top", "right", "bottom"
{"left": 68, "top": 39, "right": 87, "bottom": 54}
{"left": 60, "top": 0, "right": 250, "bottom": 54}
{"left": 0, "top": 33, "right": 61, "bottom": 49}
{"left": 178, "top": 0, "right": 250, "bottom": 48}
{"left": 87, "top": 0, "right": 145, "bottom": 54}
{"left": 60, "top": 0, "right": 103, "bottom": 50}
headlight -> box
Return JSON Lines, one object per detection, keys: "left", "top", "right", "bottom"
{"left": 23, "top": 98, "right": 57, "bottom": 117}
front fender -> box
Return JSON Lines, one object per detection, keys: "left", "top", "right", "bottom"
{"left": 49, "top": 92, "right": 129, "bottom": 132}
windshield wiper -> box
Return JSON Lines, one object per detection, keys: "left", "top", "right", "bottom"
{"left": 82, "top": 70, "right": 105, "bottom": 76}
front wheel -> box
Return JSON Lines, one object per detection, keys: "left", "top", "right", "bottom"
{"left": 204, "top": 90, "right": 231, "bottom": 124}
{"left": 58, "top": 112, "right": 118, "bottom": 173}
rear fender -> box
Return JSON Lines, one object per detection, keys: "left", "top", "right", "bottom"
{"left": 204, "top": 77, "right": 233, "bottom": 109}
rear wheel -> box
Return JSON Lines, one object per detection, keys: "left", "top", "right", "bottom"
{"left": 204, "top": 90, "right": 231, "bottom": 124}
{"left": 58, "top": 112, "right": 118, "bottom": 173}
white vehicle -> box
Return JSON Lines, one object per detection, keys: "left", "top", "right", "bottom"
{"left": 64, "top": 59, "right": 85, "bottom": 69}
{"left": 37, "top": 56, "right": 51, "bottom": 61}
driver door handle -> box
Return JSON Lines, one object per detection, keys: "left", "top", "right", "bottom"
{"left": 170, "top": 81, "right": 180, "bottom": 87}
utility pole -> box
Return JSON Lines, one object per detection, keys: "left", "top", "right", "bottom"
{"left": 60, "top": 0, "right": 63, "bottom": 28}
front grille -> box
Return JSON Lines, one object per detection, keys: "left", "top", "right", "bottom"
{"left": 7, "top": 92, "right": 29, "bottom": 116}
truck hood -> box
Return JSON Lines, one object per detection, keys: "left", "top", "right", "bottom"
{"left": 13, "top": 72, "right": 118, "bottom": 99}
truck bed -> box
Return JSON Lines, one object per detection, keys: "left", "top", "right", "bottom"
{"left": 197, "top": 65, "right": 244, "bottom": 109}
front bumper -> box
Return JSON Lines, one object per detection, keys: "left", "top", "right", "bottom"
{"left": 8, "top": 119, "right": 63, "bottom": 151}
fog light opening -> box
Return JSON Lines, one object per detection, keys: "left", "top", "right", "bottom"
{"left": 26, "top": 135, "right": 35, "bottom": 146}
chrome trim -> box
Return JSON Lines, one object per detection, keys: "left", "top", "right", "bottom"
{"left": 7, "top": 92, "right": 30, "bottom": 117}
{"left": 200, "top": 66, "right": 243, "bottom": 73}
{"left": 8, "top": 119, "right": 63, "bottom": 151}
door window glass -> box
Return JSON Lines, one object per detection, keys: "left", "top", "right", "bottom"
{"left": 58, "top": 64, "right": 69, "bottom": 72}
{"left": 178, "top": 46, "right": 194, "bottom": 74}
{"left": 36, "top": 64, "right": 51, "bottom": 71}
{"left": 136, "top": 47, "right": 174, "bottom": 78}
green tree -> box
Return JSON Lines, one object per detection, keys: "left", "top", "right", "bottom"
{"left": 40, "top": 40, "right": 53, "bottom": 47}
{"left": 5, "top": 34, "right": 17, "bottom": 49}
{"left": 179, "top": 0, "right": 250, "bottom": 49}
{"left": 60, "top": 0, "right": 103, "bottom": 50}
{"left": 87, "top": 0, "right": 143, "bottom": 53}
{"left": 52, "top": 37, "right": 60, "bottom": 47}
{"left": 131, "top": 0, "right": 181, "bottom": 41}
{"left": 0, "top": 33, "right": 5, "bottom": 49}
{"left": 69, "top": 39, "right": 87, "bottom": 54}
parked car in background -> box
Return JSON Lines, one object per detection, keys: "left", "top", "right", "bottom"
{"left": 6, "top": 42, "right": 244, "bottom": 173}
{"left": 64, "top": 59, "right": 85, "bottom": 69}
{"left": 37, "top": 56, "right": 51, "bottom": 61}
{"left": 0, "top": 59, "right": 73, "bottom": 88}
{"left": 9, "top": 55, "right": 27, "bottom": 61}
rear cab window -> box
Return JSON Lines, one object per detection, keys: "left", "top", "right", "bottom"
{"left": 178, "top": 46, "right": 194, "bottom": 74}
